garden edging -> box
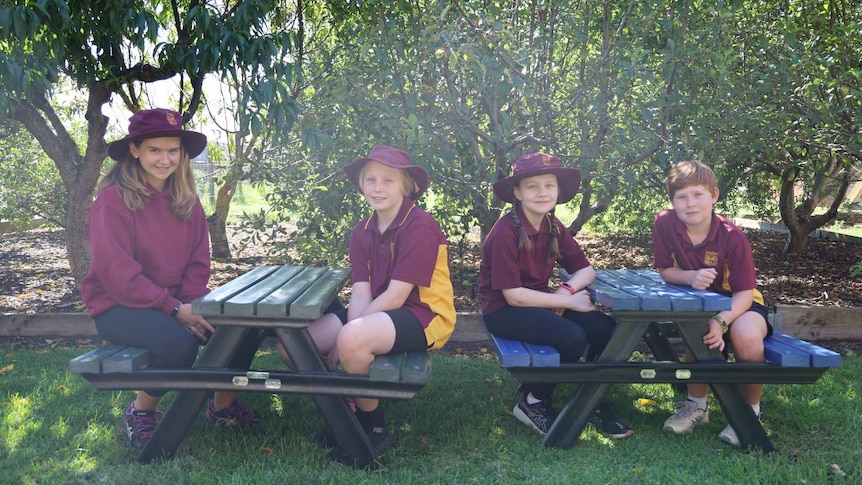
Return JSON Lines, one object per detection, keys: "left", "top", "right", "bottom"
{"left": 1, "top": 305, "right": 860, "bottom": 343}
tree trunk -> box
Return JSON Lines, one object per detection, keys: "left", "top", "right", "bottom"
{"left": 777, "top": 165, "right": 852, "bottom": 256}
{"left": 208, "top": 177, "right": 238, "bottom": 258}
{"left": 11, "top": 92, "right": 109, "bottom": 286}
{"left": 64, "top": 183, "right": 94, "bottom": 286}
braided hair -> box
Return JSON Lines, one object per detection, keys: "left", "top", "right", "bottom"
{"left": 510, "top": 202, "right": 562, "bottom": 263}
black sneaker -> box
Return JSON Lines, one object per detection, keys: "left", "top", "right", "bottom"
{"left": 588, "top": 405, "right": 634, "bottom": 439}
{"left": 327, "top": 423, "right": 394, "bottom": 466}
{"left": 512, "top": 393, "right": 559, "bottom": 435}
{"left": 316, "top": 430, "right": 338, "bottom": 448}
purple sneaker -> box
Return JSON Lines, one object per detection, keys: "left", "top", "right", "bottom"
{"left": 115, "top": 401, "right": 162, "bottom": 448}
{"left": 204, "top": 399, "right": 261, "bottom": 427}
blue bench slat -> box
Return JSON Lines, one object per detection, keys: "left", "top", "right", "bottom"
{"left": 763, "top": 338, "right": 811, "bottom": 367}
{"left": 768, "top": 333, "right": 842, "bottom": 368}
{"left": 523, "top": 343, "right": 560, "bottom": 367}
{"left": 489, "top": 335, "right": 532, "bottom": 367}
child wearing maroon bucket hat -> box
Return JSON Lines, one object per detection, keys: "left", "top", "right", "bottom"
{"left": 278, "top": 144, "right": 456, "bottom": 466}
{"left": 479, "top": 152, "right": 634, "bottom": 440}
{"left": 81, "top": 109, "right": 263, "bottom": 449}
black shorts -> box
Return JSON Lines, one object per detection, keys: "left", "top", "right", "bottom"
{"left": 331, "top": 307, "right": 428, "bottom": 353}
{"left": 721, "top": 301, "right": 774, "bottom": 358}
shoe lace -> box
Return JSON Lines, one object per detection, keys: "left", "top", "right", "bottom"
{"left": 672, "top": 400, "right": 702, "bottom": 418}
{"left": 131, "top": 411, "right": 158, "bottom": 440}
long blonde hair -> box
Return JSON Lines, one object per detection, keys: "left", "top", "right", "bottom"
{"left": 100, "top": 141, "right": 198, "bottom": 220}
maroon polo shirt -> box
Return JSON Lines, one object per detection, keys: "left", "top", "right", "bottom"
{"left": 653, "top": 209, "right": 763, "bottom": 303}
{"left": 479, "top": 209, "right": 591, "bottom": 315}
{"left": 349, "top": 197, "right": 455, "bottom": 335}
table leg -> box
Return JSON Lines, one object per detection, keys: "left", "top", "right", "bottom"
{"left": 674, "top": 321, "right": 775, "bottom": 452}
{"left": 139, "top": 326, "right": 249, "bottom": 464}
{"left": 543, "top": 320, "right": 649, "bottom": 448}
{"left": 275, "top": 328, "right": 377, "bottom": 468}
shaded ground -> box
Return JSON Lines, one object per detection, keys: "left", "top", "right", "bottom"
{"left": 2, "top": 227, "right": 861, "bottom": 315}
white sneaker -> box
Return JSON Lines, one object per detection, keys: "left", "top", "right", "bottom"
{"left": 718, "top": 424, "right": 740, "bottom": 446}
{"left": 718, "top": 409, "right": 762, "bottom": 446}
{"left": 663, "top": 400, "right": 709, "bottom": 434}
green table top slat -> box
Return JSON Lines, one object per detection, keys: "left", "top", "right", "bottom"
{"left": 290, "top": 267, "right": 351, "bottom": 319}
{"left": 222, "top": 266, "right": 304, "bottom": 316}
{"left": 193, "top": 265, "right": 280, "bottom": 315}
{"left": 255, "top": 267, "right": 328, "bottom": 318}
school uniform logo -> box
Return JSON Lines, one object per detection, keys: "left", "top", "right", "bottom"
{"left": 704, "top": 250, "right": 719, "bottom": 267}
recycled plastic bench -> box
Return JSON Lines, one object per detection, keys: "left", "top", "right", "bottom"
{"left": 70, "top": 344, "right": 432, "bottom": 391}
{"left": 70, "top": 265, "right": 432, "bottom": 468}
{"left": 480, "top": 268, "right": 841, "bottom": 453}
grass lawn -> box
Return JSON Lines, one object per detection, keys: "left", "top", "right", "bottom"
{"left": 1, "top": 345, "right": 858, "bottom": 484}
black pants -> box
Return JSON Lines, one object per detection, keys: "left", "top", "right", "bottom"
{"left": 483, "top": 306, "right": 616, "bottom": 401}
{"left": 95, "top": 305, "right": 263, "bottom": 397}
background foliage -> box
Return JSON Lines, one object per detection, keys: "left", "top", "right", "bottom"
{"left": 0, "top": 0, "right": 860, "bottom": 271}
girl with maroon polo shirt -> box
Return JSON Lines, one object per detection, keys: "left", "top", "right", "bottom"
{"left": 654, "top": 160, "right": 772, "bottom": 446}
{"left": 281, "top": 145, "right": 455, "bottom": 465}
{"left": 81, "top": 109, "right": 262, "bottom": 449}
{"left": 479, "top": 152, "right": 633, "bottom": 439}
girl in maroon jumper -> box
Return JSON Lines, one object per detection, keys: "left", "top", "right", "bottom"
{"left": 81, "top": 109, "right": 261, "bottom": 448}
{"left": 479, "top": 152, "right": 633, "bottom": 439}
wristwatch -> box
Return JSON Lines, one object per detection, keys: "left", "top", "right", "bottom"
{"left": 560, "top": 282, "right": 576, "bottom": 295}
{"left": 171, "top": 303, "right": 181, "bottom": 318}
{"left": 711, "top": 314, "right": 729, "bottom": 334}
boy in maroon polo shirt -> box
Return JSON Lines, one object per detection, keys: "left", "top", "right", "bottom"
{"left": 279, "top": 145, "right": 456, "bottom": 465}
{"left": 654, "top": 160, "right": 773, "bottom": 446}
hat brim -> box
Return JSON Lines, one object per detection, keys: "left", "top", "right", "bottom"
{"left": 344, "top": 157, "right": 430, "bottom": 199}
{"left": 493, "top": 167, "right": 581, "bottom": 204}
{"left": 107, "top": 130, "right": 208, "bottom": 161}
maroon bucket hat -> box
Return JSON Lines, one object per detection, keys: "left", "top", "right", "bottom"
{"left": 493, "top": 152, "right": 581, "bottom": 204}
{"left": 343, "top": 144, "right": 429, "bottom": 199}
{"left": 107, "top": 108, "right": 208, "bottom": 161}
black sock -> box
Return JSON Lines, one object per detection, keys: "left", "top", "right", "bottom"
{"left": 356, "top": 407, "right": 385, "bottom": 432}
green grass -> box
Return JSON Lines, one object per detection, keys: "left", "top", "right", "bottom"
{"left": 2, "top": 346, "right": 859, "bottom": 484}
{"left": 196, "top": 180, "right": 271, "bottom": 225}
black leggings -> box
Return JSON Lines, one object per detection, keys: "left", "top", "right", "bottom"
{"left": 483, "top": 306, "right": 616, "bottom": 401}
{"left": 95, "top": 305, "right": 262, "bottom": 397}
